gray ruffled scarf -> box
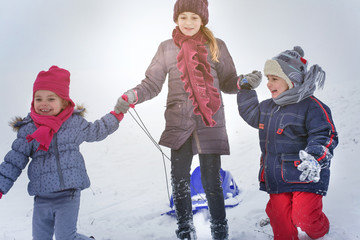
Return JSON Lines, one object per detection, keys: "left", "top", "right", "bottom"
{"left": 273, "top": 64, "right": 326, "bottom": 106}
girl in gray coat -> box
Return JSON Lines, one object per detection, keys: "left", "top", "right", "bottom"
{"left": 0, "top": 66, "right": 124, "bottom": 240}
{"left": 114, "top": 0, "right": 261, "bottom": 239}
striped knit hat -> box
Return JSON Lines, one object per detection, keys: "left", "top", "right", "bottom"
{"left": 264, "top": 46, "right": 308, "bottom": 89}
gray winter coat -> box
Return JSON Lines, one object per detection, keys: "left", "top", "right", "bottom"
{"left": 132, "top": 38, "right": 238, "bottom": 155}
{"left": 0, "top": 109, "right": 119, "bottom": 196}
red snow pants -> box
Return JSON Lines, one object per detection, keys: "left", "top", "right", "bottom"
{"left": 266, "top": 192, "right": 329, "bottom": 240}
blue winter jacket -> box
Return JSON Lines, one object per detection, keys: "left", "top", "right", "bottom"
{"left": 237, "top": 89, "right": 338, "bottom": 196}
{"left": 0, "top": 109, "right": 119, "bottom": 196}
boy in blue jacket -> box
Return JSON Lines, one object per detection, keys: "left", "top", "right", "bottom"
{"left": 0, "top": 66, "right": 124, "bottom": 240}
{"left": 237, "top": 46, "right": 338, "bottom": 240}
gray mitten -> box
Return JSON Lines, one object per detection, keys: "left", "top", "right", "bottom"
{"left": 114, "top": 90, "right": 137, "bottom": 114}
{"left": 237, "top": 70, "right": 262, "bottom": 90}
{"left": 297, "top": 150, "right": 321, "bottom": 182}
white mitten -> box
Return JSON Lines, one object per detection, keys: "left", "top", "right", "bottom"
{"left": 297, "top": 150, "right": 321, "bottom": 183}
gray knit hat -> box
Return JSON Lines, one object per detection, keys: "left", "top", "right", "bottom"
{"left": 173, "top": 0, "right": 209, "bottom": 25}
{"left": 264, "top": 46, "right": 308, "bottom": 89}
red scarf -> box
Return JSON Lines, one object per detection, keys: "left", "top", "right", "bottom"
{"left": 26, "top": 104, "right": 74, "bottom": 152}
{"left": 172, "top": 27, "right": 221, "bottom": 127}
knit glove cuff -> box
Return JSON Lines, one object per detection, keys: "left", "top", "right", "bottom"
{"left": 110, "top": 111, "right": 124, "bottom": 121}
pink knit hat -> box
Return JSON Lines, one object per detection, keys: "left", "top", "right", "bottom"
{"left": 173, "top": 0, "right": 209, "bottom": 25}
{"left": 33, "top": 65, "right": 73, "bottom": 103}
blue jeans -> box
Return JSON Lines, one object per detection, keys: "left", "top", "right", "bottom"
{"left": 32, "top": 189, "right": 92, "bottom": 240}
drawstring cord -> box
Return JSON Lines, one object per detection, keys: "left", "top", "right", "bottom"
{"left": 127, "top": 108, "right": 172, "bottom": 205}
{"left": 127, "top": 107, "right": 207, "bottom": 210}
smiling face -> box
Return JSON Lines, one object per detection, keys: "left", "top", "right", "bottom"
{"left": 33, "top": 90, "right": 67, "bottom": 116}
{"left": 267, "top": 75, "right": 290, "bottom": 99}
{"left": 176, "top": 12, "right": 202, "bottom": 36}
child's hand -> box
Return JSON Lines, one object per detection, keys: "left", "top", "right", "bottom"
{"left": 114, "top": 90, "right": 137, "bottom": 114}
{"left": 297, "top": 150, "right": 321, "bottom": 183}
{"left": 237, "top": 70, "right": 262, "bottom": 90}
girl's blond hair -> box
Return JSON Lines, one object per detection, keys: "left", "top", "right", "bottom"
{"left": 201, "top": 25, "right": 219, "bottom": 62}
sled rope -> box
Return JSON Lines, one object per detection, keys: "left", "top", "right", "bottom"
{"left": 129, "top": 109, "right": 207, "bottom": 204}
{"left": 127, "top": 108, "right": 172, "bottom": 204}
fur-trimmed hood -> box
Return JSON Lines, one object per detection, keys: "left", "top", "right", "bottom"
{"left": 10, "top": 105, "right": 86, "bottom": 132}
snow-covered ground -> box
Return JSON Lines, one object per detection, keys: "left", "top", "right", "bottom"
{"left": 0, "top": 1, "right": 359, "bottom": 239}
{"left": 0, "top": 80, "right": 358, "bottom": 240}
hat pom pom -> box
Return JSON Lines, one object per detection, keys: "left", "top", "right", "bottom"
{"left": 293, "top": 46, "right": 304, "bottom": 57}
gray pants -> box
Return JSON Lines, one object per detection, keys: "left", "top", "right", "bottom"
{"left": 32, "top": 189, "right": 92, "bottom": 240}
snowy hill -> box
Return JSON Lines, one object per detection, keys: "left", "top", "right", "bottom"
{"left": 0, "top": 81, "right": 359, "bottom": 240}
{"left": 0, "top": 1, "right": 359, "bottom": 239}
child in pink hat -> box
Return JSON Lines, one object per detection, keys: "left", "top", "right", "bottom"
{"left": 0, "top": 66, "right": 124, "bottom": 240}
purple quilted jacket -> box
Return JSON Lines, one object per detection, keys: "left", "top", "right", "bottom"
{"left": 0, "top": 109, "right": 119, "bottom": 196}
{"left": 131, "top": 38, "right": 239, "bottom": 155}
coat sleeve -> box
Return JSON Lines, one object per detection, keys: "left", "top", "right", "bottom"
{"left": 77, "top": 113, "right": 120, "bottom": 143}
{"left": 132, "top": 42, "right": 168, "bottom": 104}
{"left": 215, "top": 39, "right": 239, "bottom": 94}
{"left": 237, "top": 89, "right": 261, "bottom": 129}
{"left": 0, "top": 130, "right": 31, "bottom": 195}
{"left": 304, "top": 98, "right": 338, "bottom": 166}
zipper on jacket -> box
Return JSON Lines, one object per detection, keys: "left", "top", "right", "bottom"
{"left": 53, "top": 133, "right": 65, "bottom": 190}
{"left": 193, "top": 131, "right": 202, "bottom": 154}
{"left": 274, "top": 105, "right": 281, "bottom": 114}
{"left": 263, "top": 105, "right": 280, "bottom": 191}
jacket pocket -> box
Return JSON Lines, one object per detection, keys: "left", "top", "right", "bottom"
{"left": 281, "top": 153, "right": 310, "bottom": 183}
{"left": 277, "top": 113, "right": 307, "bottom": 140}
{"left": 164, "top": 101, "right": 184, "bottom": 126}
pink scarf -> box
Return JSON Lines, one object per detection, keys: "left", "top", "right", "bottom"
{"left": 172, "top": 27, "right": 221, "bottom": 127}
{"left": 26, "top": 104, "right": 74, "bottom": 152}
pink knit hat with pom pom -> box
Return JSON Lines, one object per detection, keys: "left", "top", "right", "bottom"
{"left": 33, "top": 65, "right": 73, "bottom": 104}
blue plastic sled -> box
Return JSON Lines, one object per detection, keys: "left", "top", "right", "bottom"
{"left": 165, "top": 166, "right": 241, "bottom": 216}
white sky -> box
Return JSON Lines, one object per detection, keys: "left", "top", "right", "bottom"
{"left": 0, "top": 0, "right": 359, "bottom": 127}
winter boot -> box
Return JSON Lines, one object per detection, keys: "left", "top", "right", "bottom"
{"left": 176, "top": 228, "right": 197, "bottom": 240}
{"left": 172, "top": 177, "right": 196, "bottom": 240}
{"left": 176, "top": 222, "right": 197, "bottom": 240}
{"left": 210, "top": 219, "right": 229, "bottom": 240}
